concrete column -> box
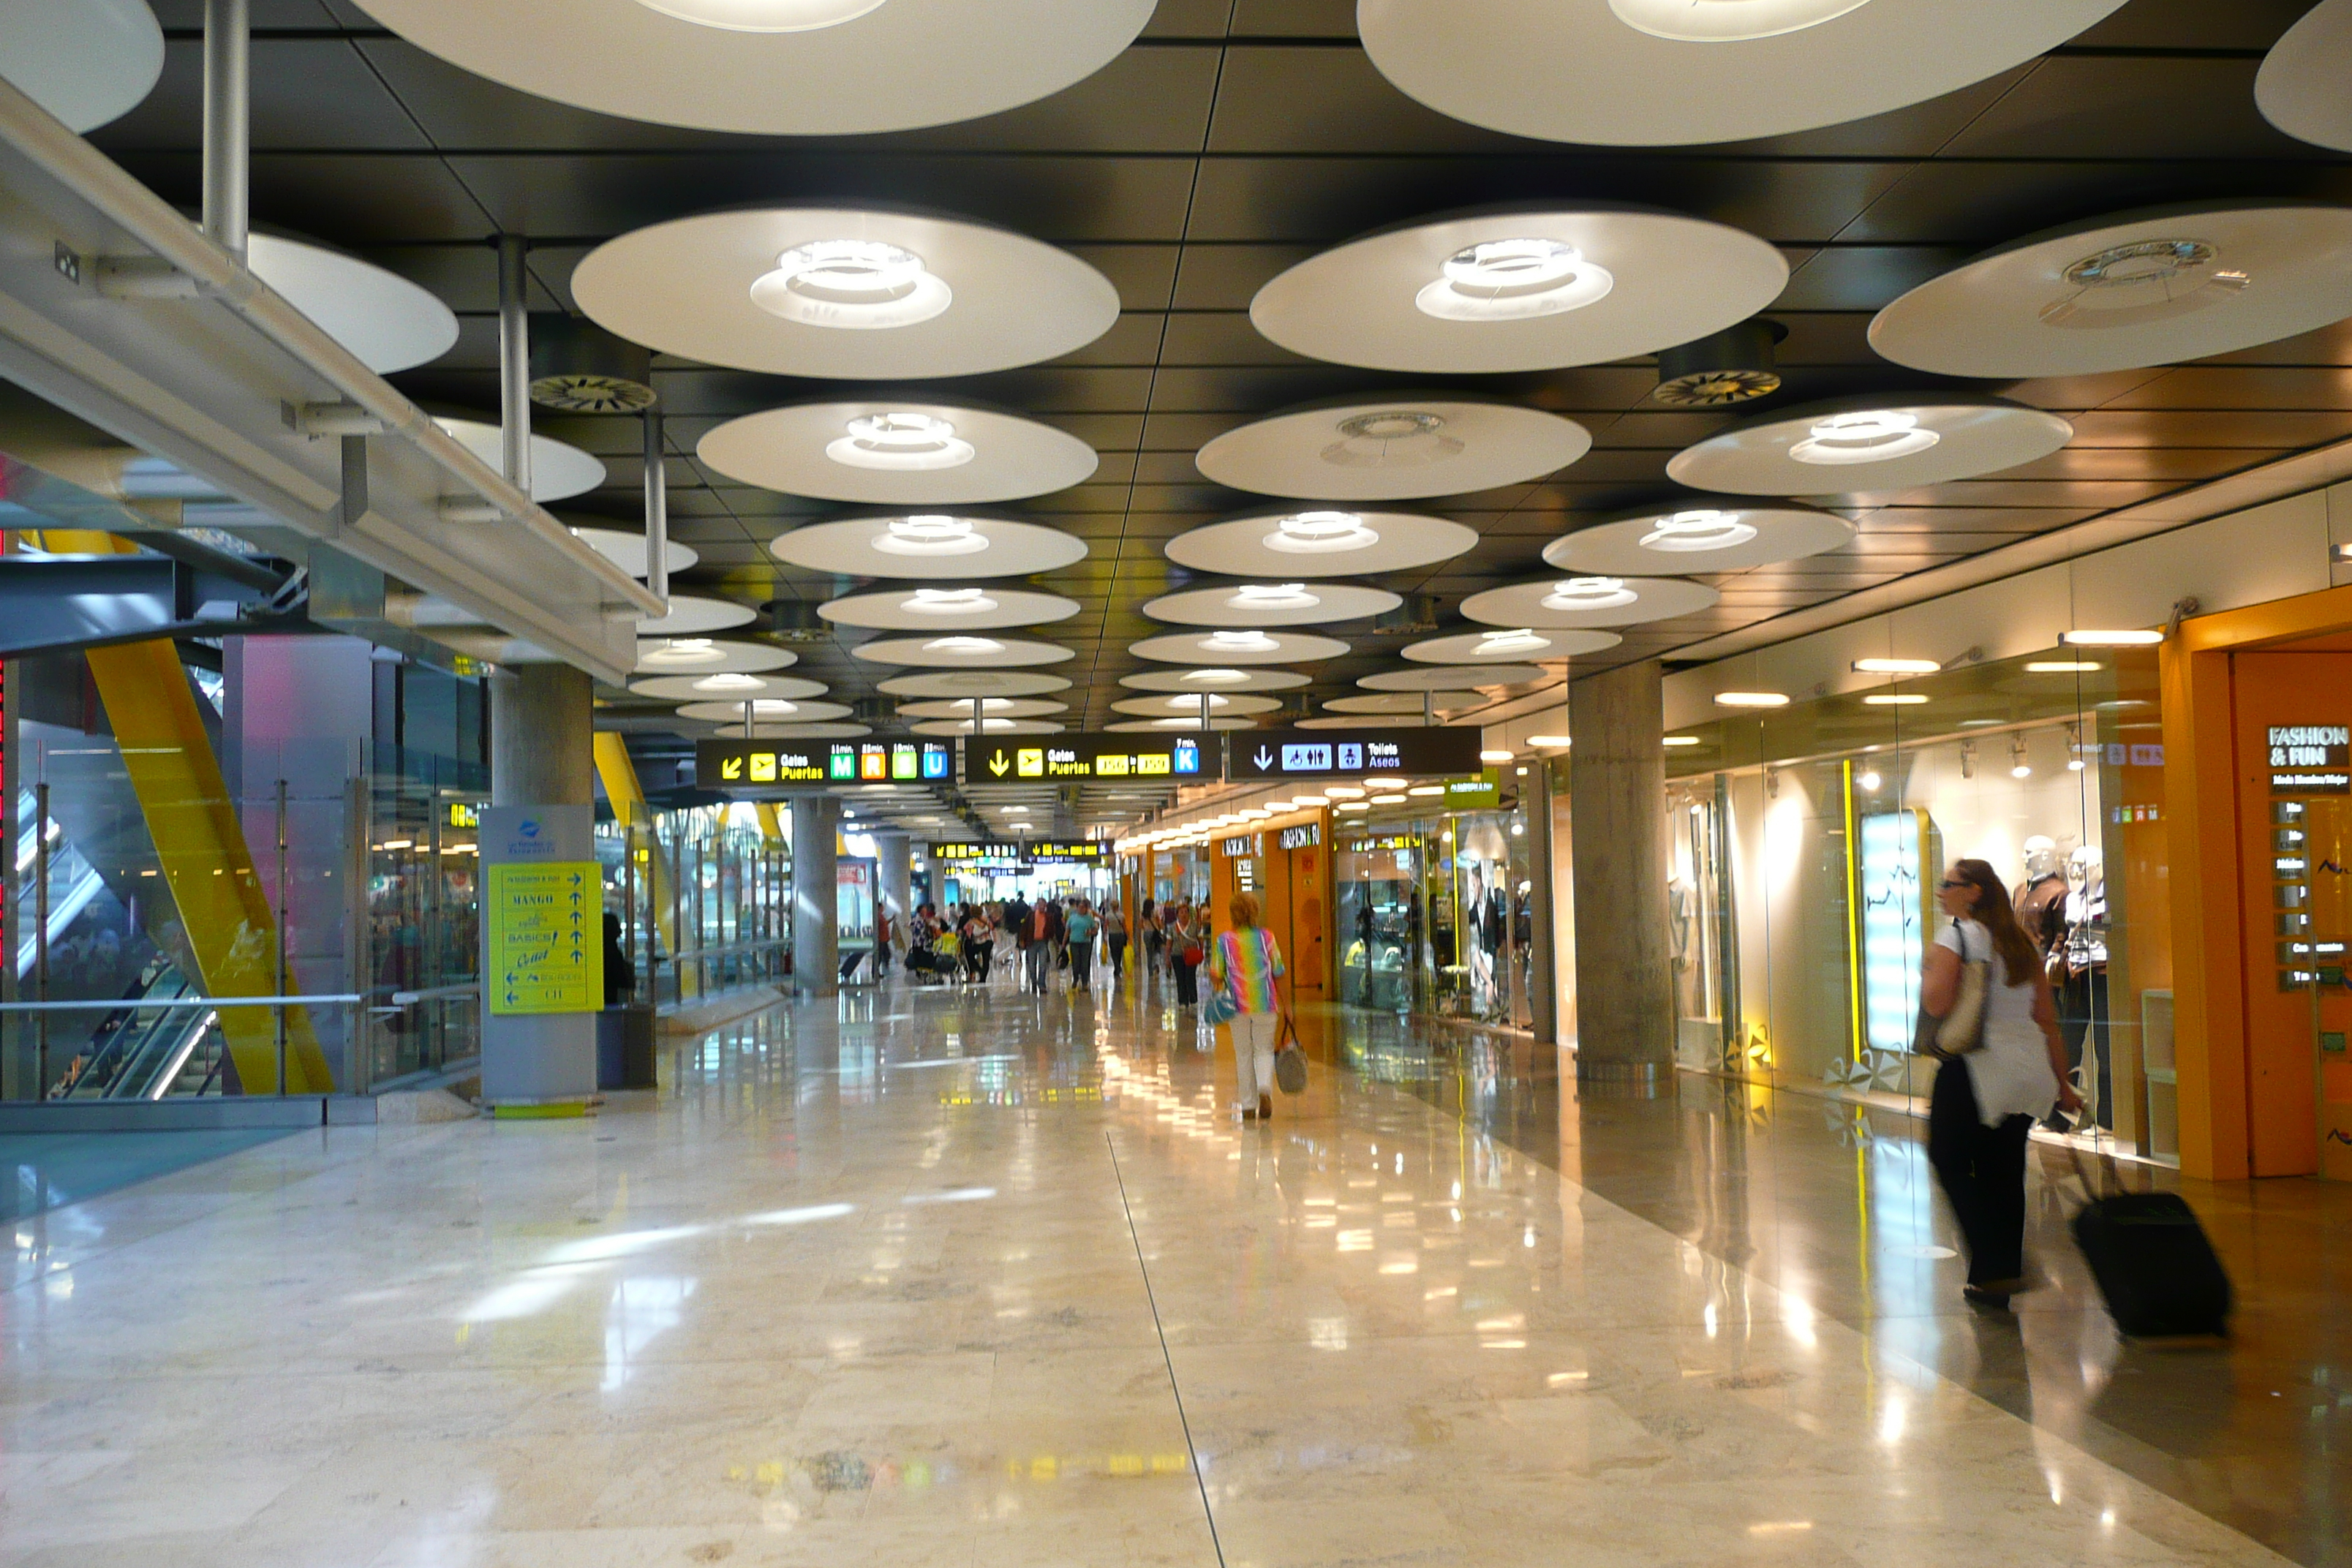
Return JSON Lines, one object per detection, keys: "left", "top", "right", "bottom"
{"left": 791, "top": 795, "right": 840, "bottom": 998}
{"left": 1569, "top": 660, "right": 1672, "bottom": 1086}
{"left": 1526, "top": 758, "right": 1558, "bottom": 1046}
{"left": 878, "top": 832, "right": 912, "bottom": 935}
{"left": 490, "top": 666, "right": 592, "bottom": 807}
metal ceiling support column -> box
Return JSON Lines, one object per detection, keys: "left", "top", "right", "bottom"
{"left": 644, "top": 404, "right": 669, "bottom": 605}
{"left": 202, "top": 0, "right": 248, "bottom": 261}
{"left": 497, "top": 235, "right": 531, "bottom": 497}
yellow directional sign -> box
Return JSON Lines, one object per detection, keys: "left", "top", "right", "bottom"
{"left": 961, "top": 734, "right": 1208, "bottom": 784}
{"left": 488, "top": 862, "right": 601, "bottom": 1015}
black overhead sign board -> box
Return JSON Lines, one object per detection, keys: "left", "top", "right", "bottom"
{"left": 699, "top": 738, "right": 952, "bottom": 788}
{"left": 1224, "top": 727, "right": 1485, "bottom": 782}
{"left": 960, "top": 732, "right": 1208, "bottom": 784}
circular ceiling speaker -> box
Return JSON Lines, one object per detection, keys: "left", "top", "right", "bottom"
{"left": 769, "top": 514, "right": 1087, "bottom": 580}
{"left": 1652, "top": 320, "right": 1784, "bottom": 407}
{"left": 1871, "top": 203, "right": 2352, "bottom": 378}
{"left": 1196, "top": 396, "right": 1592, "bottom": 500}
{"left": 1112, "top": 693, "right": 1284, "bottom": 718}
{"left": 350, "top": 0, "right": 1153, "bottom": 136}
{"left": 1105, "top": 717, "right": 1256, "bottom": 734}
{"left": 849, "top": 636, "right": 1075, "bottom": 668}
{"left": 246, "top": 235, "right": 458, "bottom": 375}
{"left": 2259, "top": 0, "right": 2352, "bottom": 153}
{"left": 638, "top": 595, "right": 758, "bottom": 636}
{"left": 909, "top": 717, "right": 1067, "bottom": 736}
{"left": 573, "top": 206, "right": 1120, "bottom": 380}
{"left": 1252, "top": 204, "right": 1786, "bottom": 374}
{"left": 1403, "top": 627, "right": 1621, "bottom": 663}
{"left": 634, "top": 637, "right": 795, "bottom": 674}
{"left": 1669, "top": 395, "right": 2075, "bottom": 494}
{"left": 678, "top": 698, "right": 853, "bottom": 724}
{"left": 713, "top": 721, "right": 870, "bottom": 739}
{"left": 819, "top": 586, "right": 1080, "bottom": 632}
{"left": 1361, "top": 664, "right": 1550, "bottom": 691}
{"left": 1128, "top": 629, "right": 1352, "bottom": 666}
{"left": 0, "top": 0, "right": 163, "bottom": 133}
{"left": 1460, "top": 576, "right": 1721, "bottom": 629}
{"left": 1165, "top": 508, "right": 1478, "bottom": 578}
{"left": 628, "top": 673, "right": 827, "bottom": 701}
{"left": 568, "top": 524, "right": 698, "bottom": 580}
{"left": 879, "top": 670, "right": 1070, "bottom": 698}
{"left": 1545, "top": 503, "right": 1855, "bottom": 575}
{"left": 1357, "top": 0, "right": 2130, "bottom": 147}
{"left": 529, "top": 314, "right": 655, "bottom": 412}
{"left": 434, "top": 418, "right": 606, "bottom": 502}
{"left": 700, "top": 401, "right": 1098, "bottom": 505}
{"left": 1142, "top": 582, "right": 1403, "bottom": 628}
{"left": 1120, "top": 668, "right": 1309, "bottom": 694}
{"left": 897, "top": 697, "right": 1067, "bottom": 720}
{"left": 1327, "top": 693, "right": 1486, "bottom": 715}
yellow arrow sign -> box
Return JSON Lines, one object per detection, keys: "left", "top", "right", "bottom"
{"left": 721, "top": 755, "right": 744, "bottom": 780}
{"left": 988, "top": 749, "right": 1011, "bottom": 777}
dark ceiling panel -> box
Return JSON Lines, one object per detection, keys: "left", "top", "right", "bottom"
{"left": 1939, "top": 59, "right": 2320, "bottom": 162}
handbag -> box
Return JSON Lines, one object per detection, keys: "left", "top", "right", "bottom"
{"left": 1912, "top": 918, "right": 1990, "bottom": 1058}
{"left": 1202, "top": 932, "right": 1240, "bottom": 1022}
{"left": 1273, "top": 1014, "right": 1307, "bottom": 1095}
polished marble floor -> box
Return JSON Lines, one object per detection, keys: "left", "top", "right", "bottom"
{"left": 0, "top": 959, "right": 2340, "bottom": 1567}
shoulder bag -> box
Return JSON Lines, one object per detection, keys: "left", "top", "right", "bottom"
{"left": 1912, "top": 919, "right": 1990, "bottom": 1058}
{"left": 1273, "top": 1011, "right": 1308, "bottom": 1095}
{"left": 1202, "top": 931, "right": 1241, "bottom": 1023}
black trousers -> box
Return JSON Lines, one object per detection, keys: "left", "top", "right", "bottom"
{"left": 1928, "top": 1056, "right": 2033, "bottom": 1286}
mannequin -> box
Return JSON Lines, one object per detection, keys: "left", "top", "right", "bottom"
{"left": 2061, "top": 845, "right": 2111, "bottom": 1128}
{"left": 2014, "top": 835, "right": 2069, "bottom": 964}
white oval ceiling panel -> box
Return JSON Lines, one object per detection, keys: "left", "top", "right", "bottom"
{"left": 897, "top": 697, "right": 1067, "bottom": 720}
{"left": 1869, "top": 203, "right": 2352, "bottom": 379}
{"left": 573, "top": 207, "right": 1120, "bottom": 381}
{"left": 1165, "top": 508, "right": 1478, "bottom": 578}
{"left": 1251, "top": 205, "right": 1787, "bottom": 374}
{"left": 635, "top": 637, "right": 795, "bottom": 674}
{"left": 1112, "top": 693, "right": 1284, "bottom": 718}
{"left": 1143, "top": 582, "right": 1403, "bottom": 628}
{"left": 1357, "top": 0, "right": 2129, "bottom": 147}
{"left": 1105, "top": 717, "right": 1256, "bottom": 733}
{"left": 1460, "top": 576, "right": 1721, "bottom": 629}
{"left": 1361, "top": 665, "right": 1550, "bottom": 691}
{"left": 677, "top": 698, "right": 853, "bottom": 723}
{"left": 909, "top": 717, "right": 1067, "bottom": 736}
{"left": 1297, "top": 715, "right": 1444, "bottom": 730}
{"left": 878, "top": 670, "right": 1071, "bottom": 698}
{"left": 770, "top": 514, "right": 1087, "bottom": 580}
{"left": 637, "top": 595, "right": 758, "bottom": 636}
{"left": 1667, "top": 396, "right": 2074, "bottom": 494}
{"left": 1403, "top": 627, "right": 1621, "bottom": 663}
{"left": 1327, "top": 693, "right": 1487, "bottom": 715}
{"left": 246, "top": 235, "right": 459, "bottom": 375}
{"left": 0, "top": 0, "right": 163, "bottom": 133}
{"left": 1196, "top": 396, "right": 1592, "bottom": 500}
{"left": 436, "top": 418, "right": 606, "bottom": 502}
{"left": 628, "top": 673, "right": 828, "bottom": 701}
{"left": 1544, "top": 504, "right": 1855, "bottom": 576}
{"left": 714, "top": 721, "right": 871, "bottom": 740}
{"left": 2258, "top": 0, "right": 2352, "bottom": 153}
{"left": 849, "top": 636, "right": 1076, "bottom": 668}
{"left": 570, "top": 524, "right": 699, "bottom": 579}
{"left": 1120, "top": 668, "right": 1310, "bottom": 694}
{"left": 700, "top": 401, "right": 1098, "bottom": 505}
{"left": 1128, "top": 629, "right": 1352, "bottom": 666}
{"left": 819, "top": 586, "right": 1080, "bottom": 632}
{"left": 350, "top": 0, "right": 1153, "bottom": 137}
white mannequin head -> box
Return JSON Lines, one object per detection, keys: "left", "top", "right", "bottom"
{"left": 2023, "top": 834, "right": 2060, "bottom": 878}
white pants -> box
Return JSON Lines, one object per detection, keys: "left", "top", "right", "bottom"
{"left": 1231, "top": 1011, "right": 1281, "bottom": 1105}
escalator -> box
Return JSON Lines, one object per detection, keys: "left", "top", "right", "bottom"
{"left": 46, "top": 962, "right": 226, "bottom": 1101}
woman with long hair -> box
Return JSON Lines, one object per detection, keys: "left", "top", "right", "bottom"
{"left": 1920, "top": 857, "right": 2083, "bottom": 1306}
{"left": 1208, "top": 891, "right": 1289, "bottom": 1121}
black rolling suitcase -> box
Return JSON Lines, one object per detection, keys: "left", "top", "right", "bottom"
{"left": 2069, "top": 1149, "right": 2231, "bottom": 1338}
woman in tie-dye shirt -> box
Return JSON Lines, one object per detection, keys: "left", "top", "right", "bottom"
{"left": 1209, "top": 891, "right": 1289, "bottom": 1123}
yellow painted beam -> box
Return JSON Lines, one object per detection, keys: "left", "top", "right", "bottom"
{"left": 38, "top": 530, "right": 331, "bottom": 1093}
{"left": 755, "top": 802, "right": 784, "bottom": 844}
{"left": 594, "top": 731, "right": 678, "bottom": 954}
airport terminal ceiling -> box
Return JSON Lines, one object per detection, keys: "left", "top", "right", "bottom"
{"left": 63, "top": 0, "right": 2352, "bottom": 807}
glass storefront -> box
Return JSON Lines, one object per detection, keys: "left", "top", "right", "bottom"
{"left": 1335, "top": 787, "right": 1537, "bottom": 1028}
{"left": 1666, "top": 645, "right": 2171, "bottom": 1161}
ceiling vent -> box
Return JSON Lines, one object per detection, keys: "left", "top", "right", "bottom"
{"left": 1654, "top": 319, "right": 1787, "bottom": 407}
{"left": 529, "top": 314, "right": 656, "bottom": 413}
{"left": 764, "top": 598, "right": 833, "bottom": 642}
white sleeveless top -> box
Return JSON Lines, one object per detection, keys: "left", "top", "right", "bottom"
{"left": 1935, "top": 919, "right": 2057, "bottom": 1128}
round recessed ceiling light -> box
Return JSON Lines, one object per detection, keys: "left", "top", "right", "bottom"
{"left": 770, "top": 514, "right": 1082, "bottom": 579}
{"left": 1235, "top": 584, "right": 1316, "bottom": 609}
{"left": 1870, "top": 203, "right": 2352, "bottom": 379}
{"left": 821, "top": 586, "right": 1079, "bottom": 632}
{"left": 1356, "top": 0, "right": 2129, "bottom": 147}
{"left": 1668, "top": 396, "right": 2074, "bottom": 494}
{"left": 636, "top": 0, "right": 883, "bottom": 30}
{"left": 1167, "top": 508, "right": 1477, "bottom": 578}
{"left": 1251, "top": 204, "right": 1786, "bottom": 374}
{"left": 628, "top": 672, "right": 829, "bottom": 701}
{"left": 826, "top": 411, "right": 975, "bottom": 470}
{"left": 1145, "top": 582, "right": 1401, "bottom": 629}
{"left": 246, "top": 235, "right": 459, "bottom": 375}
{"left": 878, "top": 669, "right": 1071, "bottom": 698}
{"left": 1326, "top": 693, "right": 1485, "bottom": 715}
{"left": 1120, "top": 667, "right": 1309, "bottom": 695}
{"left": 897, "top": 697, "right": 1066, "bottom": 720}
{"left": 1545, "top": 503, "right": 1855, "bottom": 575}
{"left": 1361, "top": 665, "right": 1549, "bottom": 692}
{"left": 849, "top": 635, "right": 1074, "bottom": 668}
{"left": 0, "top": 0, "right": 163, "bottom": 133}
{"left": 1196, "top": 396, "right": 1591, "bottom": 501}
{"left": 352, "top": 0, "right": 1154, "bottom": 137}
{"left": 1403, "top": 627, "right": 1623, "bottom": 663}
{"left": 1112, "top": 693, "right": 1284, "bottom": 718}
{"left": 878, "top": 515, "right": 984, "bottom": 554}
{"left": 1128, "top": 629, "right": 1352, "bottom": 666}
{"left": 573, "top": 206, "right": 1119, "bottom": 380}
{"left": 1414, "top": 238, "right": 1614, "bottom": 322}
{"left": 677, "top": 698, "right": 853, "bottom": 723}
{"left": 434, "top": 418, "right": 607, "bottom": 503}
{"left": 909, "top": 717, "right": 1066, "bottom": 736}
{"left": 749, "top": 239, "right": 951, "bottom": 330}
{"left": 634, "top": 637, "right": 795, "bottom": 674}
{"left": 1460, "top": 576, "right": 1720, "bottom": 629}
{"left": 2259, "top": 0, "right": 2352, "bottom": 153}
